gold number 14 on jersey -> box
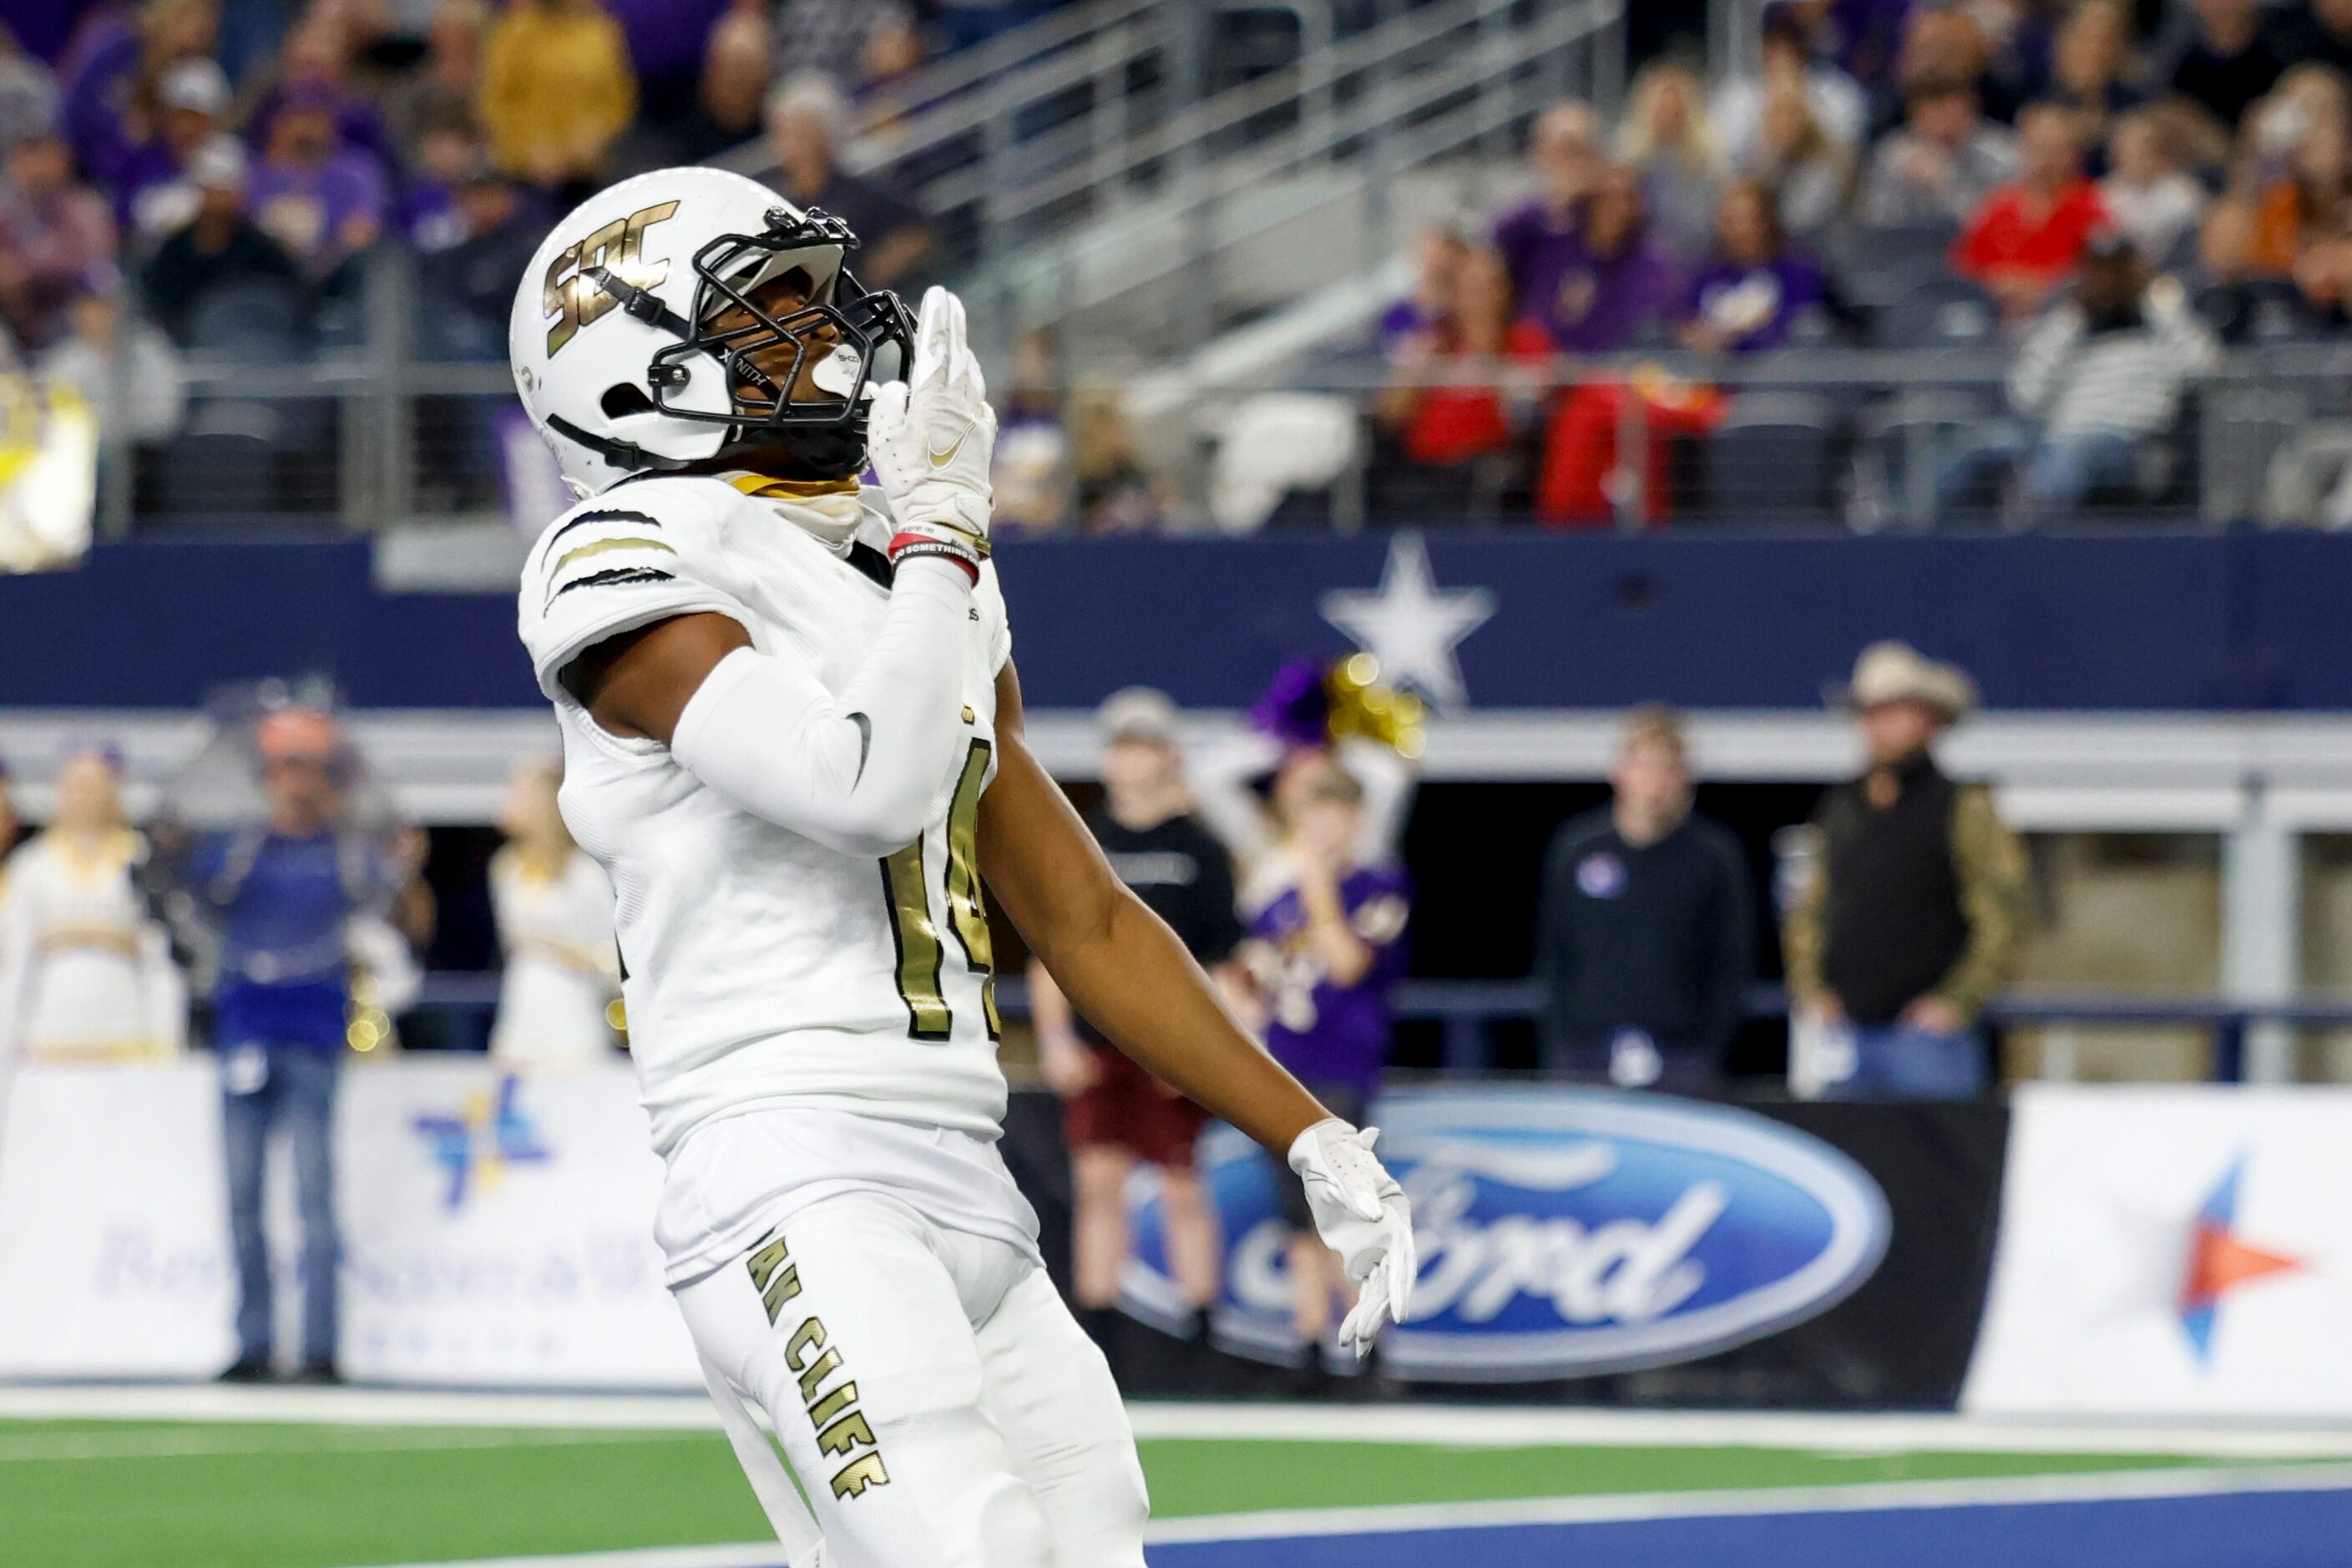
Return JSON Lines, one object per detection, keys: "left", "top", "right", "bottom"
{"left": 881, "top": 739, "right": 1000, "bottom": 1041}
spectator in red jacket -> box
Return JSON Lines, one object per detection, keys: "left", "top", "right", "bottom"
{"left": 1954, "top": 101, "right": 2109, "bottom": 318}
{"left": 1378, "top": 246, "right": 1550, "bottom": 468}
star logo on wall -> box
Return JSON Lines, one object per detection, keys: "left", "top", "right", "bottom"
{"left": 1319, "top": 534, "right": 1495, "bottom": 709}
{"left": 2177, "top": 1154, "right": 2304, "bottom": 1364}
{"left": 412, "top": 1075, "right": 552, "bottom": 1211}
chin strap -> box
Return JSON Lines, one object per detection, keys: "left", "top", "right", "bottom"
{"left": 544, "top": 412, "right": 697, "bottom": 475}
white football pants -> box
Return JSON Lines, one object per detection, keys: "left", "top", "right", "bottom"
{"left": 674, "top": 1189, "right": 1150, "bottom": 1568}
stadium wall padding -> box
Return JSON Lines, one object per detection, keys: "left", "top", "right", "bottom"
{"left": 1002, "top": 1086, "right": 2010, "bottom": 1409}
{"left": 8, "top": 529, "right": 2352, "bottom": 711}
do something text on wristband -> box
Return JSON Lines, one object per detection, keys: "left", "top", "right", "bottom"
{"left": 888, "top": 533, "right": 980, "bottom": 584}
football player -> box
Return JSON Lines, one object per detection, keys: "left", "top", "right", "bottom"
{"left": 507, "top": 166, "right": 1416, "bottom": 1568}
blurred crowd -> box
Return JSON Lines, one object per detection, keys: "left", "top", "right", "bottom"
{"left": 1350, "top": 0, "right": 2352, "bottom": 529}
{"left": 10, "top": 0, "right": 2352, "bottom": 536}
{"left": 0, "top": 0, "right": 1023, "bottom": 451}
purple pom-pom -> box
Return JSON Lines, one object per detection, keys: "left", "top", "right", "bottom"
{"left": 1248, "top": 657, "right": 1332, "bottom": 751}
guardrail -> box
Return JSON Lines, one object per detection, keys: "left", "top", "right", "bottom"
{"left": 102, "top": 335, "right": 2352, "bottom": 537}
{"left": 402, "top": 973, "right": 2352, "bottom": 1085}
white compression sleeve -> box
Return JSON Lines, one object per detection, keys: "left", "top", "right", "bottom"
{"left": 670, "top": 558, "right": 973, "bottom": 859}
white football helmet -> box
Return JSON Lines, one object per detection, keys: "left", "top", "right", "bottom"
{"left": 507, "top": 165, "right": 915, "bottom": 498}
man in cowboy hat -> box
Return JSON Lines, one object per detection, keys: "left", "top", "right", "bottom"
{"left": 1783, "top": 643, "right": 2027, "bottom": 1099}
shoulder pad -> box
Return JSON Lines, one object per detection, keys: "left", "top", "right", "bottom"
{"left": 518, "top": 478, "right": 749, "bottom": 706}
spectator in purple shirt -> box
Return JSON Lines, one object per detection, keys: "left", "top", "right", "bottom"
{"left": 1500, "top": 159, "right": 1681, "bottom": 352}
{"left": 60, "top": 0, "right": 218, "bottom": 191}
{"left": 1238, "top": 766, "right": 1411, "bottom": 1357}
{"left": 243, "top": 12, "right": 398, "bottom": 177}
{"left": 1679, "top": 178, "right": 1829, "bottom": 354}
{"left": 1494, "top": 101, "right": 1601, "bottom": 311}
{"left": 249, "top": 93, "right": 387, "bottom": 280}
{"left": 106, "top": 55, "right": 228, "bottom": 242}
{"left": 0, "top": 129, "right": 118, "bottom": 351}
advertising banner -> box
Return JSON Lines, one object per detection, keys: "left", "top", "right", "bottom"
{"left": 0, "top": 1065, "right": 240, "bottom": 1378}
{"left": 336, "top": 1060, "right": 696, "bottom": 1387}
{"left": 2, "top": 1069, "right": 2008, "bottom": 1402}
{"left": 1119, "top": 1086, "right": 1933, "bottom": 1388}
{"left": 1965, "top": 1084, "right": 2352, "bottom": 1419}
{"left": 0, "top": 1061, "right": 699, "bottom": 1387}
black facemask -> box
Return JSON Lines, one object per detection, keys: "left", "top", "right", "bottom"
{"left": 556, "top": 206, "right": 916, "bottom": 482}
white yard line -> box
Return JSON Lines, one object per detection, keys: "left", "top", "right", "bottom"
{"left": 341, "top": 1461, "right": 2352, "bottom": 1568}
{"left": 7, "top": 1385, "right": 2352, "bottom": 1460}
{"left": 1122, "top": 1403, "right": 2352, "bottom": 1459}
{"left": 351, "top": 1549, "right": 783, "bottom": 1568}
{"left": 0, "top": 1426, "right": 715, "bottom": 1463}
{"left": 0, "top": 1385, "right": 721, "bottom": 1431}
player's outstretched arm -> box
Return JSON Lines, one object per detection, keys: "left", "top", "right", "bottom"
{"left": 979, "top": 662, "right": 1414, "bottom": 1350}
{"left": 978, "top": 662, "right": 1322, "bottom": 1152}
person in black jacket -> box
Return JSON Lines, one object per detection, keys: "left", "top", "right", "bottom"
{"left": 137, "top": 139, "right": 301, "bottom": 346}
{"left": 1784, "top": 643, "right": 2028, "bottom": 1099}
{"left": 1534, "top": 706, "right": 1755, "bottom": 1094}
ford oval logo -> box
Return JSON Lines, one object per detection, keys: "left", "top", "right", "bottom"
{"left": 1119, "top": 1086, "right": 1890, "bottom": 1381}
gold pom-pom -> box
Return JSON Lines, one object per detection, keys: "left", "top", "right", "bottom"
{"left": 1324, "top": 655, "right": 1425, "bottom": 759}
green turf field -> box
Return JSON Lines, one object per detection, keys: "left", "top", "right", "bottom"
{"left": 0, "top": 1418, "right": 2278, "bottom": 1568}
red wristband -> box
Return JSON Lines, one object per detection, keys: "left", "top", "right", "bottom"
{"left": 888, "top": 534, "right": 980, "bottom": 584}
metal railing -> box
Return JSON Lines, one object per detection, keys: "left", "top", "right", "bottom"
{"left": 399, "top": 971, "right": 2352, "bottom": 1087}
{"left": 983, "top": 0, "right": 1626, "bottom": 352}
{"left": 726, "top": 0, "right": 1341, "bottom": 267}
{"left": 715, "top": 0, "right": 1623, "bottom": 352}
{"left": 81, "top": 332, "right": 2352, "bottom": 539}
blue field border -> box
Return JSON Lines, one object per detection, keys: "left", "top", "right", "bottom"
{"left": 1147, "top": 1487, "right": 2352, "bottom": 1568}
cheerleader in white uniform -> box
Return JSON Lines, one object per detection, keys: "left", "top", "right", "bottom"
{"left": 0, "top": 746, "right": 185, "bottom": 1064}
{"left": 488, "top": 760, "right": 619, "bottom": 1068}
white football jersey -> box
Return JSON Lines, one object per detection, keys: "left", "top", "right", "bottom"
{"left": 516, "top": 474, "right": 1013, "bottom": 1156}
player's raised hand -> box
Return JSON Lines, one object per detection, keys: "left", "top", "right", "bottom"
{"left": 1288, "top": 1118, "right": 1416, "bottom": 1356}
{"left": 869, "top": 286, "right": 996, "bottom": 582}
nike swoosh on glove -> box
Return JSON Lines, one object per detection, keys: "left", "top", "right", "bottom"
{"left": 869, "top": 286, "right": 997, "bottom": 583}
{"left": 1288, "top": 1117, "right": 1416, "bottom": 1357}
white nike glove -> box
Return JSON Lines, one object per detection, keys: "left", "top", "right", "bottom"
{"left": 868, "top": 286, "right": 996, "bottom": 582}
{"left": 1288, "top": 1117, "right": 1416, "bottom": 1357}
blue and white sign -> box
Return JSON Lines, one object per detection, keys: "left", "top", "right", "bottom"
{"left": 1120, "top": 1086, "right": 1890, "bottom": 1382}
